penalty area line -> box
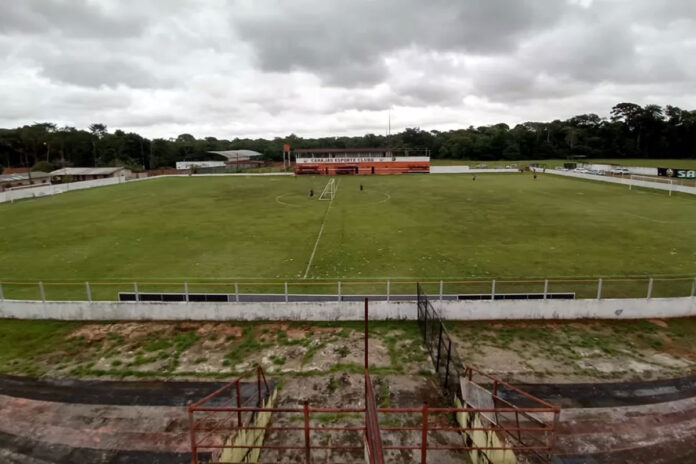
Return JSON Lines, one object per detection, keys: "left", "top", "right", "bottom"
{"left": 303, "top": 179, "right": 339, "bottom": 278}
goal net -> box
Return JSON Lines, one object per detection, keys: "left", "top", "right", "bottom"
{"left": 318, "top": 178, "right": 336, "bottom": 201}
{"left": 628, "top": 174, "right": 673, "bottom": 196}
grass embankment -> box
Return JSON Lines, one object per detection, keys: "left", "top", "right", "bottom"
{"left": 0, "top": 320, "right": 429, "bottom": 379}
{"left": 451, "top": 318, "right": 696, "bottom": 381}
{"left": 1, "top": 318, "right": 695, "bottom": 382}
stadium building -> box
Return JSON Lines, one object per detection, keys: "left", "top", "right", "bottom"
{"left": 294, "top": 148, "right": 430, "bottom": 175}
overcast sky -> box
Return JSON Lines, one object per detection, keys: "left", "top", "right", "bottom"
{"left": 1, "top": 0, "right": 695, "bottom": 139}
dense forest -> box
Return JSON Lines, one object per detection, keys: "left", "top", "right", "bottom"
{"left": 1, "top": 102, "right": 694, "bottom": 172}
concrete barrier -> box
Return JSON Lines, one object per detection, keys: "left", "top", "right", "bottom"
{"left": 431, "top": 166, "right": 519, "bottom": 174}
{"left": 536, "top": 168, "right": 696, "bottom": 195}
{"left": 0, "top": 175, "right": 127, "bottom": 203}
{"left": 0, "top": 172, "right": 294, "bottom": 204}
{"left": 1, "top": 297, "right": 694, "bottom": 321}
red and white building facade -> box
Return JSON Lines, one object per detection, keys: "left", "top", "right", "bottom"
{"left": 294, "top": 148, "right": 430, "bottom": 175}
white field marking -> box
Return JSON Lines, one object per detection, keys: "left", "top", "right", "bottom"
{"left": 621, "top": 212, "right": 696, "bottom": 225}
{"left": 303, "top": 179, "right": 340, "bottom": 278}
{"left": 376, "top": 192, "right": 391, "bottom": 204}
{"left": 275, "top": 193, "right": 301, "bottom": 207}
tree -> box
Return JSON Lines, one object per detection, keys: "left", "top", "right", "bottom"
{"left": 32, "top": 160, "right": 54, "bottom": 172}
{"left": 0, "top": 101, "right": 694, "bottom": 169}
{"left": 88, "top": 123, "right": 108, "bottom": 138}
{"left": 89, "top": 123, "right": 108, "bottom": 166}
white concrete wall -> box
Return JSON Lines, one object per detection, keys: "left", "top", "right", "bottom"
{"left": 582, "top": 164, "right": 658, "bottom": 176}
{"left": 535, "top": 168, "right": 696, "bottom": 195}
{"left": 0, "top": 172, "right": 295, "bottom": 204}
{"left": 1, "top": 297, "right": 694, "bottom": 321}
{"left": 0, "top": 175, "right": 126, "bottom": 203}
{"left": 431, "top": 166, "right": 519, "bottom": 174}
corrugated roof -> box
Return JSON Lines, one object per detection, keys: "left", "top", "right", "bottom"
{"left": 208, "top": 150, "right": 263, "bottom": 160}
{"left": 50, "top": 167, "right": 124, "bottom": 176}
{"left": 0, "top": 171, "right": 50, "bottom": 182}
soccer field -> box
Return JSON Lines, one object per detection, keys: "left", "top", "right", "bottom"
{"left": 1, "top": 173, "right": 695, "bottom": 299}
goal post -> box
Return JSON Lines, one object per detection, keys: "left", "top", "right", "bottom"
{"left": 628, "top": 174, "right": 673, "bottom": 196}
{"left": 318, "top": 178, "right": 336, "bottom": 201}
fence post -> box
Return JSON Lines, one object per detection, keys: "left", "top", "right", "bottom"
{"left": 386, "top": 279, "right": 390, "bottom": 302}
{"left": 85, "top": 282, "right": 92, "bottom": 302}
{"left": 184, "top": 282, "right": 189, "bottom": 302}
{"left": 39, "top": 281, "right": 46, "bottom": 302}
{"left": 420, "top": 403, "right": 429, "bottom": 464}
{"left": 337, "top": 281, "right": 341, "bottom": 302}
{"left": 439, "top": 280, "right": 443, "bottom": 301}
{"left": 647, "top": 278, "right": 654, "bottom": 299}
{"left": 303, "top": 401, "right": 311, "bottom": 464}
{"left": 443, "top": 339, "right": 452, "bottom": 389}
{"left": 189, "top": 408, "right": 199, "bottom": 464}
{"left": 134, "top": 282, "right": 139, "bottom": 302}
{"left": 234, "top": 282, "right": 239, "bottom": 303}
{"left": 491, "top": 279, "right": 496, "bottom": 300}
{"left": 596, "top": 278, "right": 602, "bottom": 299}
{"left": 235, "top": 381, "right": 243, "bottom": 427}
{"left": 543, "top": 279, "right": 549, "bottom": 299}
{"left": 435, "top": 324, "right": 443, "bottom": 372}
{"left": 284, "top": 282, "right": 288, "bottom": 303}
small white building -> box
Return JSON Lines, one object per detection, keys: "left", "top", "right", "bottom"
{"left": 50, "top": 167, "right": 131, "bottom": 183}
{"left": 175, "top": 161, "right": 226, "bottom": 170}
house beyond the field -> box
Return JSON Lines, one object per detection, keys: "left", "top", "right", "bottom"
{"left": 50, "top": 167, "right": 131, "bottom": 183}
{"left": 0, "top": 171, "right": 51, "bottom": 191}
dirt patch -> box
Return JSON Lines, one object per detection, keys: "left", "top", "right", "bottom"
{"left": 648, "top": 319, "right": 669, "bottom": 328}
{"left": 302, "top": 334, "right": 391, "bottom": 372}
{"left": 70, "top": 322, "right": 174, "bottom": 342}
{"left": 450, "top": 319, "right": 696, "bottom": 383}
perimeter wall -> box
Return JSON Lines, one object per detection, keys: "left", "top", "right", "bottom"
{"left": 1, "top": 297, "right": 694, "bottom": 321}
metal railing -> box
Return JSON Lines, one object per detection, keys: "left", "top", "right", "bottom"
{"left": 189, "top": 368, "right": 560, "bottom": 463}
{"left": 187, "top": 296, "right": 560, "bottom": 463}
{"left": 417, "top": 283, "right": 560, "bottom": 462}
{"left": 1, "top": 275, "right": 695, "bottom": 302}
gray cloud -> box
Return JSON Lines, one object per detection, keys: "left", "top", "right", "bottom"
{"left": 0, "top": 0, "right": 147, "bottom": 38}
{"left": 233, "top": 0, "right": 566, "bottom": 86}
{"left": 0, "top": 0, "right": 694, "bottom": 138}
{"left": 40, "top": 54, "right": 167, "bottom": 89}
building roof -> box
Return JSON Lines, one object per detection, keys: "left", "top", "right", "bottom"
{"left": 0, "top": 171, "right": 51, "bottom": 182}
{"left": 50, "top": 167, "right": 124, "bottom": 176}
{"left": 293, "top": 148, "right": 392, "bottom": 154}
{"left": 1, "top": 167, "right": 30, "bottom": 174}
{"left": 208, "top": 150, "right": 263, "bottom": 161}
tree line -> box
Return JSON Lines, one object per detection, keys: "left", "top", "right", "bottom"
{"left": 0, "top": 102, "right": 694, "bottom": 172}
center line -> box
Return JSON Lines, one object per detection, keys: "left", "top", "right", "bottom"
{"left": 303, "top": 179, "right": 339, "bottom": 278}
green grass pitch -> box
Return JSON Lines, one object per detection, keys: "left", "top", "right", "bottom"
{"left": 1, "top": 173, "right": 695, "bottom": 299}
